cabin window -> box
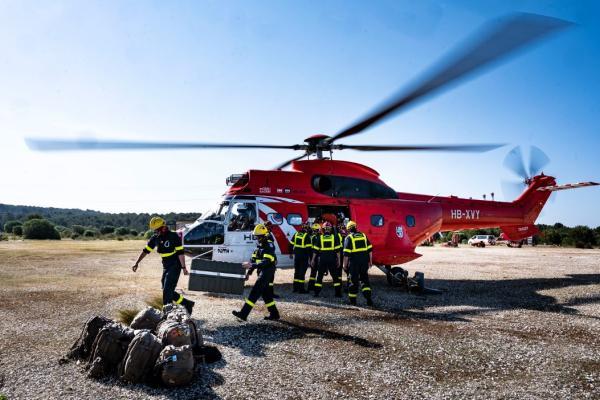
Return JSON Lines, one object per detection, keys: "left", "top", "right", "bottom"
{"left": 267, "top": 213, "right": 283, "bottom": 225}
{"left": 311, "top": 175, "right": 397, "bottom": 199}
{"left": 406, "top": 215, "right": 416, "bottom": 227}
{"left": 287, "top": 214, "right": 303, "bottom": 226}
{"left": 184, "top": 222, "right": 224, "bottom": 245}
{"left": 228, "top": 202, "right": 256, "bottom": 231}
{"left": 370, "top": 215, "right": 384, "bottom": 227}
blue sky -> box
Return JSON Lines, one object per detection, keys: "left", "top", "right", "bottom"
{"left": 1, "top": 0, "right": 599, "bottom": 226}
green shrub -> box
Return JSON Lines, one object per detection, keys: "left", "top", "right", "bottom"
{"left": 129, "top": 229, "right": 138, "bottom": 237}
{"left": 143, "top": 229, "right": 154, "bottom": 239}
{"left": 26, "top": 213, "right": 44, "bottom": 220}
{"left": 12, "top": 225, "right": 23, "bottom": 236}
{"left": 145, "top": 295, "right": 163, "bottom": 310}
{"left": 22, "top": 219, "right": 61, "bottom": 240}
{"left": 100, "top": 225, "right": 115, "bottom": 234}
{"left": 0, "top": 233, "right": 8, "bottom": 241}
{"left": 117, "top": 237, "right": 124, "bottom": 241}
{"left": 71, "top": 233, "right": 81, "bottom": 240}
{"left": 83, "top": 230, "right": 97, "bottom": 238}
{"left": 115, "top": 227, "right": 129, "bottom": 236}
{"left": 54, "top": 225, "right": 67, "bottom": 232}
{"left": 3, "top": 220, "right": 22, "bottom": 233}
{"left": 60, "top": 228, "right": 73, "bottom": 238}
{"left": 117, "top": 308, "right": 140, "bottom": 325}
{"left": 72, "top": 225, "right": 85, "bottom": 235}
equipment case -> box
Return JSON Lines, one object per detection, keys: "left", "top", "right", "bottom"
{"left": 188, "top": 258, "right": 246, "bottom": 295}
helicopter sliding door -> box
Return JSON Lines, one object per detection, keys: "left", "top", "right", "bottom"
{"left": 214, "top": 198, "right": 257, "bottom": 263}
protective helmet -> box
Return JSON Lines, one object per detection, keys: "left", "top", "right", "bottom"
{"left": 311, "top": 223, "right": 321, "bottom": 231}
{"left": 346, "top": 220, "right": 357, "bottom": 230}
{"left": 253, "top": 224, "right": 268, "bottom": 236}
{"left": 149, "top": 216, "right": 166, "bottom": 230}
{"left": 322, "top": 221, "right": 332, "bottom": 230}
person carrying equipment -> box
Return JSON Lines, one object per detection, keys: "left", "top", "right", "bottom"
{"left": 289, "top": 222, "right": 313, "bottom": 293}
{"left": 310, "top": 221, "right": 342, "bottom": 297}
{"left": 232, "top": 224, "right": 280, "bottom": 321}
{"left": 342, "top": 221, "right": 374, "bottom": 306}
{"left": 132, "top": 217, "right": 195, "bottom": 314}
{"left": 307, "top": 222, "right": 322, "bottom": 291}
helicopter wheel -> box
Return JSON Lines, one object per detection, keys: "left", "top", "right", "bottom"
{"left": 386, "top": 266, "right": 408, "bottom": 287}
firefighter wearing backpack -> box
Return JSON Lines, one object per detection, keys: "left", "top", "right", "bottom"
{"left": 310, "top": 221, "right": 342, "bottom": 297}
{"left": 289, "top": 222, "right": 312, "bottom": 293}
{"left": 232, "top": 224, "right": 280, "bottom": 321}
{"left": 132, "top": 217, "right": 195, "bottom": 314}
{"left": 342, "top": 220, "right": 374, "bottom": 306}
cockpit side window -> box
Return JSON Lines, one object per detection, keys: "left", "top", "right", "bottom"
{"left": 228, "top": 202, "right": 257, "bottom": 231}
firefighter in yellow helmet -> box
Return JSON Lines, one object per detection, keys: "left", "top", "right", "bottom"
{"left": 342, "top": 220, "right": 374, "bottom": 306}
{"left": 132, "top": 217, "right": 195, "bottom": 314}
{"left": 310, "top": 221, "right": 343, "bottom": 297}
{"left": 233, "top": 224, "right": 280, "bottom": 321}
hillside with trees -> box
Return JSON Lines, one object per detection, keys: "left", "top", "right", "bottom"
{"left": 0, "top": 203, "right": 199, "bottom": 239}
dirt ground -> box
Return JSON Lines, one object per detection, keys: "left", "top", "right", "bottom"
{"left": 0, "top": 240, "right": 598, "bottom": 400}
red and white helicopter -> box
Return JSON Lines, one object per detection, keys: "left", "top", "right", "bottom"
{"left": 27, "top": 13, "right": 598, "bottom": 288}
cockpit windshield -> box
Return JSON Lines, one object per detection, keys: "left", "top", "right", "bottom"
{"left": 199, "top": 201, "right": 230, "bottom": 222}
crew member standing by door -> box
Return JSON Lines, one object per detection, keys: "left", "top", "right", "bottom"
{"left": 307, "top": 222, "right": 321, "bottom": 291}
{"left": 310, "top": 221, "right": 342, "bottom": 297}
{"left": 289, "top": 222, "right": 312, "bottom": 293}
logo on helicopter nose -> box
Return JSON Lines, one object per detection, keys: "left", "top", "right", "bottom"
{"left": 396, "top": 226, "right": 404, "bottom": 238}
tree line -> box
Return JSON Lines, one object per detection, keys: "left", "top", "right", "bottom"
{"left": 0, "top": 203, "right": 199, "bottom": 240}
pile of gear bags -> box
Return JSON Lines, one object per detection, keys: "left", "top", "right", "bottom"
{"left": 65, "top": 304, "right": 220, "bottom": 387}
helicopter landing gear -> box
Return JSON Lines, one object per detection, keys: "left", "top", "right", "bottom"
{"left": 378, "top": 265, "right": 442, "bottom": 295}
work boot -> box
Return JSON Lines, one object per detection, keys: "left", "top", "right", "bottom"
{"left": 366, "top": 296, "right": 374, "bottom": 307}
{"left": 264, "top": 304, "right": 280, "bottom": 321}
{"left": 181, "top": 298, "right": 195, "bottom": 315}
{"left": 349, "top": 296, "right": 357, "bottom": 306}
{"left": 232, "top": 303, "right": 253, "bottom": 321}
{"left": 292, "top": 282, "right": 299, "bottom": 293}
{"left": 298, "top": 283, "right": 308, "bottom": 294}
{"left": 334, "top": 287, "right": 342, "bottom": 298}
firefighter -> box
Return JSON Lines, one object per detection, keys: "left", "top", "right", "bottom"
{"left": 342, "top": 221, "right": 374, "bottom": 306}
{"left": 335, "top": 220, "right": 349, "bottom": 292}
{"left": 289, "top": 222, "right": 312, "bottom": 293}
{"left": 263, "top": 221, "right": 279, "bottom": 298}
{"left": 232, "top": 224, "right": 280, "bottom": 321}
{"left": 310, "top": 221, "right": 342, "bottom": 297}
{"left": 307, "top": 222, "right": 321, "bottom": 291}
{"left": 132, "top": 217, "right": 195, "bottom": 314}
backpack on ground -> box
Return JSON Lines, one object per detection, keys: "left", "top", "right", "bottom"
{"left": 130, "top": 307, "right": 163, "bottom": 331}
{"left": 87, "top": 323, "right": 135, "bottom": 378}
{"left": 193, "top": 344, "right": 222, "bottom": 364}
{"left": 154, "top": 345, "right": 195, "bottom": 387}
{"left": 156, "top": 319, "right": 192, "bottom": 347}
{"left": 66, "top": 315, "right": 113, "bottom": 361}
{"left": 162, "top": 303, "right": 189, "bottom": 320}
{"left": 117, "top": 330, "right": 163, "bottom": 383}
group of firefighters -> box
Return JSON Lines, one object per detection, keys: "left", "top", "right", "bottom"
{"left": 133, "top": 215, "right": 374, "bottom": 322}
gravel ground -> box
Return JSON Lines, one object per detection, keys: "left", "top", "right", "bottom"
{"left": 0, "top": 241, "right": 598, "bottom": 399}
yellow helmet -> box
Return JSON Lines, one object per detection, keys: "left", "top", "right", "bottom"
{"left": 311, "top": 223, "right": 321, "bottom": 230}
{"left": 253, "top": 224, "right": 268, "bottom": 236}
{"left": 346, "top": 220, "right": 357, "bottom": 230}
{"left": 149, "top": 216, "right": 166, "bottom": 230}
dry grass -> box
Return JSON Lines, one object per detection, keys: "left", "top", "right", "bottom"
{"left": 116, "top": 308, "right": 140, "bottom": 325}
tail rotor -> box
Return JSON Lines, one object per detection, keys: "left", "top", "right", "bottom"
{"left": 502, "top": 145, "right": 551, "bottom": 200}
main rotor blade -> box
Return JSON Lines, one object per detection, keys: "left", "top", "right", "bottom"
{"left": 329, "top": 13, "right": 572, "bottom": 143}
{"left": 528, "top": 145, "right": 550, "bottom": 177}
{"left": 333, "top": 143, "right": 504, "bottom": 152}
{"left": 503, "top": 146, "right": 528, "bottom": 179}
{"left": 25, "top": 138, "right": 304, "bottom": 151}
{"left": 275, "top": 154, "right": 307, "bottom": 170}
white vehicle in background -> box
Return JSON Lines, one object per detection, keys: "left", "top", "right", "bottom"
{"left": 468, "top": 235, "right": 496, "bottom": 247}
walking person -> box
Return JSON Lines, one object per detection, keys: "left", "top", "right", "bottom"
{"left": 232, "top": 224, "right": 280, "bottom": 321}
{"left": 132, "top": 217, "right": 195, "bottom": 314}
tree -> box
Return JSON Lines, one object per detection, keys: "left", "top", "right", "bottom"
{"left": 12, "top": 225, "right": 23, "bottom": 236}
{"left": 26, "top": 213, "right": 44, "bottom": 220}
{"left": 22, "top": 219, "right": 61, "bottom": 240}
{"left": 569, "top": 225, "right": 596, "bottom": 249}
{"left": 115, "top": 227, "right": 130, "bottom": 236}
{"left": 72, "top": 225, "right": 85, "bottom": 235}
{"left": 3, "top": 220, "right": 22, "bottom": 233}
{"left": 100, "top": 225, "right": 115, "bottom": 234}
{"left": 83, "top": 230, "right": 97, "bottom": 238}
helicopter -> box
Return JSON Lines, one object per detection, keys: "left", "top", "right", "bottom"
{"left": 26, "top": 13, "right": 598, "bottom": 289}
